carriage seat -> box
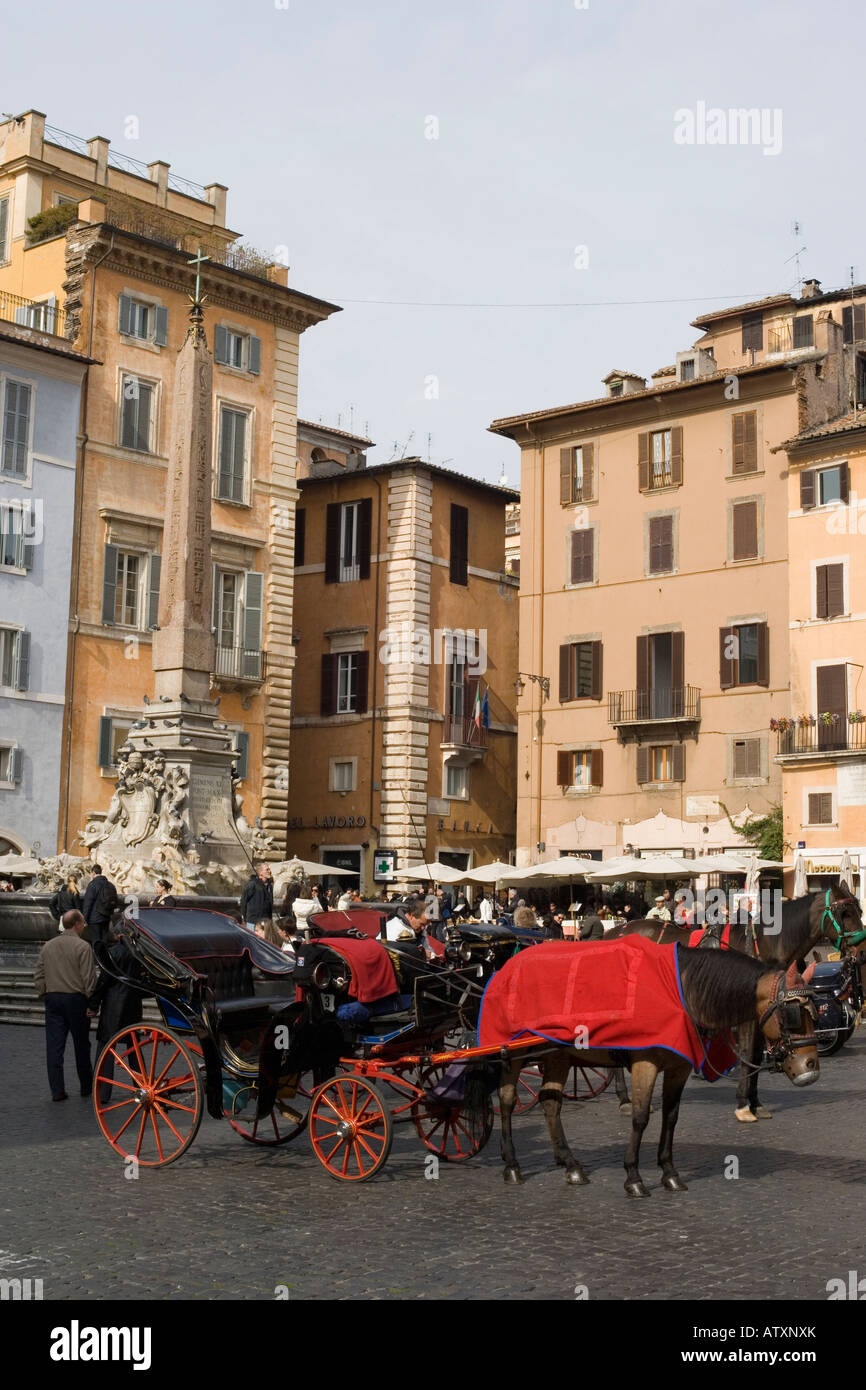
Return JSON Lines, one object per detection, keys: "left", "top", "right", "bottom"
{"left": 197, "top": 954, "right": 295, "bottom": 1029}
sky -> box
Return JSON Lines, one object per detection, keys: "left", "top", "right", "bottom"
{"left": 5, "top": 0, "right": 866, "bottom": 485}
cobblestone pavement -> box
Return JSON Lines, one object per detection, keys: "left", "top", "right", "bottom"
{"left": 2, "top": 1023, "right": 864, "bottom": 1301}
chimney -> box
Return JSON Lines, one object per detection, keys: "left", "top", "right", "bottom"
{"left": 801, "top": 278, "right": 822, "bottom": 300}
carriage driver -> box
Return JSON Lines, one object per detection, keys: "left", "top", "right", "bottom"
{"left": 381, "top": 894, "right": 437, "bottom": 960}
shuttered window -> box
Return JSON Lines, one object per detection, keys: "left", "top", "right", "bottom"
{"left": 2, "top": 381, "right": 32, "bottom": 477}
{"left": 742, "top": 311, "right": 763, "bottom": 353}
{"left": 808, "top": 792, "right": 833, "bottom": 825}
{"left": 570, "top": 528, "right": 594, "bottom": 584}
{"left": 648, "top": 515, "right": 674, "bottom": 574}
{"left": 214, "top": 325, "right": 262, "bottom": 374}
{"left": 793, "top": 314, "right": 814, "bottom": 348}
{"left": 732, "top": 737, "right": 762, "bottom": 779}
{"left": 816, "top": 563, "right": 844, "bottom": 619}
{"left": 817, "top": 664, "right": 847, "bottom": 721}
{"left": 0, "top": 196, "right": 9, "bottom": 263}
{"left": 639, "top": 428, "right": 682, "bottom": 490}
{"left": 732, "top": 500, "right": 759, "bottom": 560}
{"left": 120, "top": 377, "right": 154, "bottom": 453}
{"left": 842, "top": 304, "right": 866, "bottom": 345}
{"left": 556, "top": 749, "right": 603, "bottom": 788}
{"left": 731, "top": 411, "right": 758, "bottom": 474}
{"left": 559, "top": 444, "right": 595, "bottom": 504}
{"left": 637, "top": 744, "right": 685, "bottom": 784}
{"left": 449, "top": 504, "right": 469, "bottom": 585}
{"left": 559, "top": 641, "right": 602, "bottom": 701}
{"left": 719, "top": 622, "right": 769, "bottom": 688}
{"left": 801, "top": 464, "right": 850, "bottom": 509}
{"left": 216, "top": 406, "right": 248, "bottom": 502}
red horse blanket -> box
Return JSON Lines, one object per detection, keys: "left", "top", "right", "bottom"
{"left": 478, "top": 936, "right": 737, "bottom": 1080}
{"left": 316, "top": 937, "right": 398, "bottom": 1004}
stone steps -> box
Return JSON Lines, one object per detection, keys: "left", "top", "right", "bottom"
{"left": 0, "top": 968, "right": 161, "bottom": 1027}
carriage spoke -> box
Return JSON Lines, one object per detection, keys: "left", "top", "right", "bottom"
{"left": 149, "top": 1100, "right": 185, "bottom": 1147}
{"left": 151, "top": 1045, "right": 182, "bottom": 1090}
{"left": 107, "top": 1103, "right": 142, "bottom": 1142}
{"left": 109, "top": 1046, "right": 144, "bottom": 1087}
{"left": 133, "top": 1110, "right": 148, "bottom": 1158}
{"left": 149, "top": 1110, "right": 165, "bottom": 1163}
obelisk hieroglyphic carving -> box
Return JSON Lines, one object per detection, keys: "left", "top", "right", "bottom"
{"left": 151, "top": 293, "right": 214, "bottom": 702}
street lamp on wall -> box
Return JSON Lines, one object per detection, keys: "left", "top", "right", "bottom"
{"left": 515, "top": 672, "right": 550, "bottom": 701}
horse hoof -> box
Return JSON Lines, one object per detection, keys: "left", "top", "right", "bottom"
{"left": 565, "top": 1167, "right": 590, "bottom": 1186}
{"left": 662, "top": 1174, "right": 688, "bottom": 1193}
{"left": 503, "top": 1167, "right": 524, "bottom": 1185}
{"left": 754, "top": 1106, "right": 773, "bottom": 1119}
{"left": 735, "top": 1107, "right": 758, "bottom": 1123}
{"left": 618, "top": 1101, "right": 631, "bottom": 1113}
{"left": 624, "top": 1180, "right": 650, "bottom": 1198}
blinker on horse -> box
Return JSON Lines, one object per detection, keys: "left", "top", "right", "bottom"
{"left": 490, "top": 941, "right": 818, "bottom": 1197}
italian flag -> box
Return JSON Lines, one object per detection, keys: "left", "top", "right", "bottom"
{"left": 473, "top": 685, "right": 482, "bottom": 728}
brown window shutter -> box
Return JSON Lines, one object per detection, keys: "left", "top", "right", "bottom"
{"left": 719, "top": 626, "right": 735, "bottom": 690}
{"left": 840, "top": 462, "right": 850, "bottom": 504}
{"left": 357, "top": 498, "right": 373, "bottom": 579}
{"left": 671, "top": 631, "right": 684, "bottom": 693}
{"left": 449, "top": 504, "right": 469, "bottom": 584}
{"left": 324, "top": 503, "right": 341, "bottom": 582}
{"left": 670, "top": 426, "right": 683, "bottom": 485}
{"left": 816, "top": 564, "right": 829, "bottom": 619}
{"left": 649, "top": 515, "right": 673, "bottom": 573}
{"left": 732, "top": 412, "right": 757, "bottom": 473}
{"left": 556, "top": 750, "right": 572, "bottom": 786}
{"left": 817, "top": 663, "right": 847, "bottom": 717}
{"left": 732, "top": 500, "right": 758, "bottom": 560}
{"left": 733, "top": 739, "right": 746, "bottom": 778}
{"left": 591, "top": 641, "right": 603, "bottom": 700}
{"left": 320, "top": 654, "right": 336, "bottom": 715}
{"left": 746, "top": 738, "right": 761, "bottom": 777}
{"left": 354, "top": 650, "right": 370, "bottom": 714}
{"left": 732, "top": 413, "right": 745, "bottom": 472}
{"left": 756, "top": 623, "right": 770, "bottom": 687}
{"left": 590, "top": 748, "right": 603, "bottom": 786}
{"left": 571, "top": 529, "right": 593, "bottom": 584}
{"left": 582, "top": 443, "right": 595, "bottom": 502}
{"left": 638, "top": 433, "right": 650, "bottom": 492}
{"left": 294, "top": 508, "right": 306, "bottom": 567}
{"left": 809, "top": 792, "right": 833, "bottom": 825}
{"left": 826, "top": 563, "right": 844, "bottom": 618}
{"left": 636, "top": 634, "right": 650, "bottom": 697}
{"left": 800, "top": 470, "right": 816, "bottom": 510}
{"left": 671, "top": 743, "right": 685, "bottom": 782}
{"left": 636, "top": 745, "right": 649, "bottom": 784}
{"left": 560, "top": 448, "right": 574, "bottom": 504}
{"left": 559, "top": 644, "right": 573, "bottom": 702}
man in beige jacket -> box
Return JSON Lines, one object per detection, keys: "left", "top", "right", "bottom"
{"left": 34, "top": 910, "right": 99, "bottom": 1102}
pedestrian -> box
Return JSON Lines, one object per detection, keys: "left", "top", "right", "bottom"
{"left": 275, "top": 916, "right": 297, "bottom": 955}
{"left": 646, "top": 894, "right": 672, "bottom": 922}
{"left": 151, "top": 878, "right": 176, "bottom": 908}
{"left": 336, "top": 885, "right": 353, "bottom": 910}
{"left": 34, "top": 909, "right": 98, "bottom": 1101}
{"left": 240, "top": 862, "right": 274, "bottom": 931}
{"left": 87, "top": 927, "right": 143, "bottom": 1102}
{"left": 49, "top": 876, "right": 82, "bottom": 923}
{"left": 578, "top": 899, "right": 605, "bottom": 940}
{"left": 81, "top": 864, "right": 120, "bottom": 945}
{"left": 546, "top": 911, "right": 566, "bottom": 940}
{"left": 478, "top": 893, "right": 494, "bottom": 923}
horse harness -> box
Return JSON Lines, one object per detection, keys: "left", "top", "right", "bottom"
{"left": 758, "top": 971, "right": 817, "bottom": 1068}
{"left": 820, "top": 890, "right": 866, "bottom": 954}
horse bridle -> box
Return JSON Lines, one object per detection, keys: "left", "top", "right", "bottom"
{"left": 758, "top": 971, "right": 817, "bottom": 1069}
{"left": 820, "top": 890, "right": 866, "bottom": 954}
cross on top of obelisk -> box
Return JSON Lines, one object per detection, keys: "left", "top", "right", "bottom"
{"left": 188, "top": 246, "right": 209, "bottom": 305}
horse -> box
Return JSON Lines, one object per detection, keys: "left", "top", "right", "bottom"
{"left": 496, "top": 944, "right": 819, "bottom": 1196}
{"left": 608, "top": 886, "right": 863, "bottom": 1121}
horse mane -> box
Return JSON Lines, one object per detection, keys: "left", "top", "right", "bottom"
{"left": 774, "top": 891, "right": 817, "bottom": 959}
{"left": 676, "top": 945, "right": 767, "bottom": 1029}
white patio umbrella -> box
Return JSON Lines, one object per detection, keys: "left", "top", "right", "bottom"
{"left": 0, "top": 853, "right": 43, "bottom": 876}
{"left": 793, "top": 852, "right": 808, "bottom": 897}
{"left": 498, "top": 856, "right": 595, "bottom": 885}
{"left": 839, "top": 850, "right": 855, "bottom": 892}
{"left": 585, "top": 853, "right": 696, "bottom": 883}
{"left": 395, "top": 861, "right": 466, "bottom": 884}
{"left": 691, "top": 854, "right": 749, "bottom": 875}
{"left": 464, "top": 860, "right": 517, "bottom": 885}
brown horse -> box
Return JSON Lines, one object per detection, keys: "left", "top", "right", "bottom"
{"left": 610, "top": 886, "right": 862, "bottom": 1121}
{"left": 498, "top": 945, "right": 819, "bottom": 1196}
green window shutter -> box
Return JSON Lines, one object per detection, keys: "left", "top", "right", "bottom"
{"left": 118, "top": 294, "right": 134, "bottom": 336}
{"left": 98, "top": 716, "right": 114, "bottom": 768}
{"left": 247, "top": 335, "right": 262, "bottom": 375}
{"left": 154, "top": 306, "right": 168, "bottom": 347}
{"left": 0, "top": 197, "right": 8, "bottom": 259}
{"left": 234, "top": 731, "right": 250, "bottom": 781}
{"left": 147, "top": 553, "right": 161, "bottom": 629}
{"left": 3, "top": 381, "right": 32, "bottom": 477}
{"left": 242, "top": 571, "right": 263, "bottom": 678}
{"left": 102, "top": 544, "right": 119, "bottom": 624}
{"left": 8, "top": 746, "right": 23, "bottom": 783}
{"left": 15, "top": 630, "right": 30, "bottom": 690}
{"left": 214, "top": 324, "right": 228, "bottom": 365}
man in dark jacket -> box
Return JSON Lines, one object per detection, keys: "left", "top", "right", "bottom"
{"left": 578, "top": 900, "right": 605, "bottom": 941}
{"left": 81, "top": 865, "right": 120, "bottom": 945}
{"left": 240, "top": 863, "right": 274, "bottom": 931}
{"left": 87, "top": 934, "right": 144, "bottom": 1102}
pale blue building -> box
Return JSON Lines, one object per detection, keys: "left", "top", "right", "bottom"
{"left": 0, "top": 318, "right": 88, "bottom": 857}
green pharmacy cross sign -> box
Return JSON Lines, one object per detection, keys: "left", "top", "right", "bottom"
{"left": 374, "top": 851, "right": 397, "bottom": 882}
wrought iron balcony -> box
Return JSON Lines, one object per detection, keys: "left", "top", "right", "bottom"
{"left": 0, "top": 290, "right": 67, "bottom": 337}
{"left": 609, "top": 686, "right": 701, "bottom": 726}
{"left": 774, "top": 717, "right": 866, "bottom": 757}
{"left": 213, "top": 644, "right": 266, "bottom": 684}
{"left": 441, "top": 711, "right": 488, "bottom": 755}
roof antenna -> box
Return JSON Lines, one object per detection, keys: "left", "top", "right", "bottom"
{"left": 785, "top": 220, "right": 806, "bottom": 297}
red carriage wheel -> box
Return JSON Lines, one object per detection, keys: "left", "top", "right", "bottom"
{"left": 411, "top": 1064, "right": 493, "bottom": 1161}
{"left": 492, "top": 1065, "right": 541, "bottom": 1116}
{"left": 309, "top": 1075, "right": 393, "bottom": 1181}
{"left": 225, "top": 1078, "right": 312, "bottom": 1146}
{"left": 563, "top": 1064, "right": 613, "bottom": 1101}
{"left": 93, "top": 1024, "right": 203, "bottom": 1167}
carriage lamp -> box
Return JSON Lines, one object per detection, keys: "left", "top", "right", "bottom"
{"left": 514, "top": 672, "right": 550, "bottom": 701}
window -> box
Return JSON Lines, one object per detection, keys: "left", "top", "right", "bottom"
{"left": 559, "top": 640, "right": 602, "bottom": 702}
{"left": 637, "top": 744, "right": 685, "bottom": 784}
{"left": 648, "top": 515, "right": 674, "bottom": 574}
{"left": 742, "top": 311, "right": 763, "bottom": 353}
{"left": 731, "top": 411, "right": 758, "bottom": 474}
{"left": 731, "top": 499, "right": 759, "bottom": 561}
{"left": 719, "top": 622, "right": 769, "bottom": 688}
{"left": 732, "top": 737, "right": 762, "bottom": 779}
{"left": 0, "top": 627, "right": 29, "bottom": 691}
{"left": 608, "top": 380, "right": 623, "bottom": 397}
{"left": 807, "top": 792, "right": 834, "bottom": 826}
{"left": 331, "top": 759, "right": 356, "bottom": 793}
{"left": 556, "top": 748, "right": 603, "bottom": 788}
{"left": 0, "top": 501, "right": 34, "bottom": 570}
{"left": 212, "top": 569, "right": 263, "bottom": 678}
{"left": 337, "top": 653, "right": 359, "bottom": 712}
{"left": 15, "top": 296, "right": 57, "bottom": 332}
{"left": 816, "top": 563, "right": 845, "bottom": 619}
{"left": 444, "top": 762, "right": 469, "bottom": 800}
{"left": 559, "top": 444, "right": 595, "bottom": 504}
{"left": 97, "top": 715, "right": 136, "bottom": 769}
{"left": 801, "top": 463, "right": 849, "bottom": 510}
{"left": 793, "top": 314, "right": 814, "bottom": 348}
{"left": 52, "top": 193, "right": 78, "bottom": 208}
{"left": 569, "top": 528, "right": 594, "bottom": 584}
{"left": 0, "top": 195, "right": 9, "bottom": 264}
{"left": 448, "top": 653, "right": 466, "bottom": 721}
{"left": 0, "top": 744, "right": 22, "bottom": 785}
{"left": 101, "top": 546, "right": 160, "bottom": 630}
{"left": 120, "top": 376, "right": 155, "bottom": 453}
{"left": 215, "top": 570, "right": 239, "bottom": 648}
{"left": 216, "top": 405, "right": 249, "bottom": 503}
{"left": 231, "top": 730, "right": 250, "bottom": 781}
{"left": 842, "top": 304, "right": 866, "bottom": 345}
{"left": 320, "top": 650, "right": 369, "bottom": 716}
{"left": 680, "top": 358, "right": 695, "bottom": 381}
{"left": 324, "top": 499, "right": 372, "bottom": 583}
{"left": 638, "top": 427, "right": 682, "bottom": 491}
{"left": 118, "top": 294, "right": 167, "bottom": 347}
{"left": 214, "top": 325, "right": 261, "bottom": 375}
{"left": 449, "top": 503, "right": 468, "bottom": 585}
{"left": 2, "top": 380, "right": 32, "bottom": 478}
{"left": 816, "top": 665, "right": 847, "bottom": 746}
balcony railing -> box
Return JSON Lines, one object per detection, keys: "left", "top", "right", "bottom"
{"left": 775, "top": 717, "right": 866, "bottom": 756}
{"left": 103, "top": 205, "right": 275, "bottom": 281}
{"left": 213, "top": 644, "right": 266, "bottom": 683}
{"left": 442, "top": 711, "right": 488, "bottom": 750}
{"left": 0, "top": 290, "right": 66, "bottom": 337}
{"left": 609, "top": 686, "right": 701, "bottom": 725}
